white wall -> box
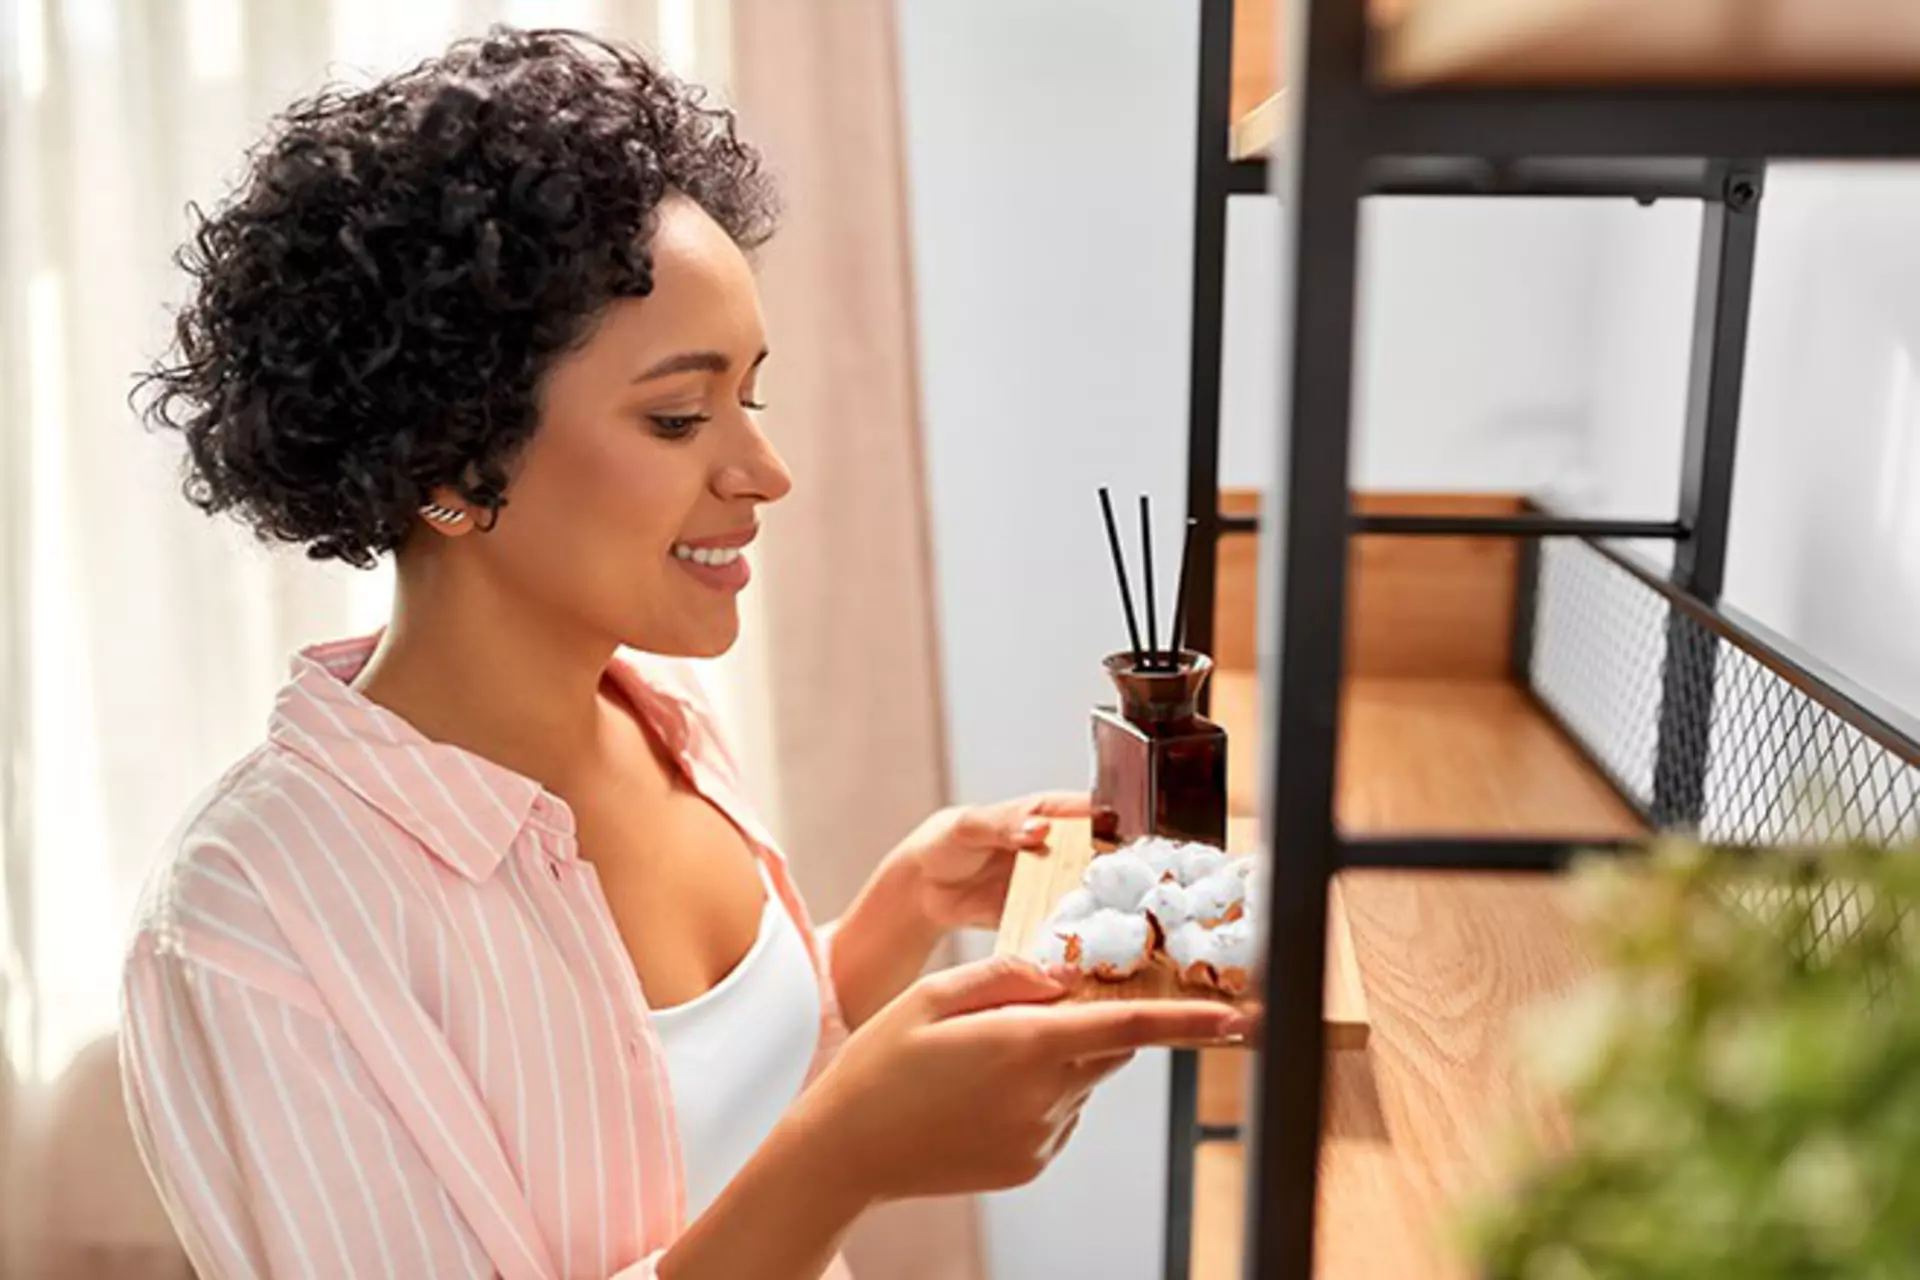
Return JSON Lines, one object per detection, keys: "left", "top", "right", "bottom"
{"left": 896, "top": 3, "right": 1195, "bottom": 1276}
{"left": 896, "top": 2, "right": 1611, "bottom": 1277}
{"left": 1581, "top": 166, "right": 1920, "bottom": 720}
{"left": 1221, "top": 196, "right": 1608, "bottom": 494}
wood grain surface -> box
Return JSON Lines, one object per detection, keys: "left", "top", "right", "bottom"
{"left": 993, "top": 817, "right": 1370, "bottom": 1050}
{"left": 1213, "top": 671, "right": 1646, "bottom": 835}
{"left": 1187, "top": 676, "right": 1644, "bottom": 1278}
{"left": 1377, "top": 0, "right": 1920, "bottom": 85}
{"left": 1229, "top": 0, "right": 1920, "bottom": 136}
{"left": 1194, "top": 872, "right": 1596, "bottom": 1279}
{"left": 1211, "top": 492, "right": 1524, "bottom": 682}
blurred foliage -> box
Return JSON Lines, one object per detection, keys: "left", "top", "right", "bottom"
{"left": 1458, "top": 836, "right": 1920, "bottom": 1280}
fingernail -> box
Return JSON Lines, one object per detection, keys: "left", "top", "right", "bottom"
{"left": 1021, "top": 818, "right": 1050, "bottom": 837}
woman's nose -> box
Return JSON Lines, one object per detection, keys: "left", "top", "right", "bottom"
{"left": 715, "top": 422, "right": 793, "bottom": 504}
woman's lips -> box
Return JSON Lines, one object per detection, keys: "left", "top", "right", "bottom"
{"left": 670, "top": 529, "right": 756, "bottom": 592}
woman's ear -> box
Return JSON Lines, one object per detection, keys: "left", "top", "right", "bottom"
{"left": 417, "top": 494, "right": 475, "bottom": 535}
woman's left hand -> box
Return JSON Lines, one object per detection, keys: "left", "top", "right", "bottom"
{"left": 895, "top": 792, "right": 1092, "bottom": 932}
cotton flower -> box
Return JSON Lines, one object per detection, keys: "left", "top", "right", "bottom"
{"left": 1139, "top": 881, "right": 1193, "bottom": 932}
{"left": 1126, "top": 837, "right": 1187, "bottom": 883}
{"left": 1048, "top": 887, "right": 1099, "bottom": 924}
{"left": 1050, "top": 908, "right": 1154, "bottom": 980}
{"left": 1185, "top": 868, "right": 1248, "bottom": 926}
{"left": 1176, "top": 846, "right": 1229, "bottom": 886}
{"left": 1086, "top": 851, "right": 1158, "bottom": 912}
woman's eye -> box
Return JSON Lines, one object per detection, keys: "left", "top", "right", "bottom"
{"left": 741, "top": 398, "right": 769, "bottom": 412}
{"left": 648, "top": 413, "right": 710, "bottom": 439}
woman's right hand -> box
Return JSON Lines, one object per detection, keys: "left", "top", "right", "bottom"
{"left": 801, "top": 955, "right": 1251, "bottom": 1202}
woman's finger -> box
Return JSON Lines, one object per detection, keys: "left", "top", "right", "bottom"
{"left": 1022, "top": 791, "right": 1093, "bottom": 820}
{"left": 1040, "top": 1106, "right": 1086, "bottom": 1162}
{"left": 1064, "top": 1049, "right": 1136, "bottom": 1088}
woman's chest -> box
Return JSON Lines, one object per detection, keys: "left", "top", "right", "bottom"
{"left": 567, "top": 771, "right": 771, "bottom": 1011}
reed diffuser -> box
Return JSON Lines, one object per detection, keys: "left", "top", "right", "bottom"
{"left": 1090, "top": 491, "right": 1228, "bottom": 848}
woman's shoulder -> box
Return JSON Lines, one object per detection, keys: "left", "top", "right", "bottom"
{"left": 125, "top": 739, "right": 410, "bottom": 993}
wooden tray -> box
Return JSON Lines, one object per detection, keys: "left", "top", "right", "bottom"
{"left": 994, "top": 817, "right": 1370, "bottom": 1050}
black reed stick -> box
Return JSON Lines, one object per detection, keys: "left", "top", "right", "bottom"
{"left": 1168, "top": 516, "right": 1199, "bottom": 668}
{"left": 1139, "top": 494, "right": 1159, "bottom": 668}
{"left": 1097, "top": 487, "right": 1146, "bottom": 668}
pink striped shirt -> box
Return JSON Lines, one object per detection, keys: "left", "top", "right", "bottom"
{"left": 118, "top": 635, "right": 854, "bottom": 1279}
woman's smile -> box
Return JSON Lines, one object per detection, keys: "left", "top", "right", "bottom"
{"left": 672, "top": 525, "right": 759, "bottom": 592}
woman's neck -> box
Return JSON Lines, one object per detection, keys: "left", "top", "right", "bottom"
{"left": 351, "top": 557, "right": 616, "bottom": 791}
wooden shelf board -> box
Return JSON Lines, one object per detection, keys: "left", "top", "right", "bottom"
{"left": 1213, "top": 671, "right": 1644, "bottom": 839}
{"left": 1230, "top": 92, "right": 1287, "bottom": 163}
{"left": 1228, "top": 2, "right": 1920, "bottom": 161}
{"left": 1212, "top": 493, "right": 1529, "bottom": 685}
{"left": 1189, "top": 673, "right": 1643, "bottom": 1277}
{"left": 1379, "top": 0, "right": 1920, "bottom": 86}
{"left": 1195, "top": 869, "right": 1596, "bottom": 1279}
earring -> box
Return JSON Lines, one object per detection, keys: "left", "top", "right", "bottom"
{"left": 419, "top": 501, "right": 468, "bottom": 527}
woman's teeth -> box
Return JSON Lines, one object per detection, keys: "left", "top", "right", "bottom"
{"left": 673, "top": 543, "right": 743, "bottom": 566}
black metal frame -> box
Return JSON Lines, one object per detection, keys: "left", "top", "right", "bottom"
{"left": 1651, "top": 161, "right": 1764, "bottom": 829}
{"left": 1165, "top": 3, "right": 1920, "bottom": 1278}
{"left": 1165, "top": 3, "right": 1243, "bottom": 1274}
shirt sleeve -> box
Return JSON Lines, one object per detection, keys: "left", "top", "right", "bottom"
{"left": 121, "top": 950, "right": 677, "bottom": 1280}
{"left": 120, "top": 948, "right": 506, "bottom": 1278}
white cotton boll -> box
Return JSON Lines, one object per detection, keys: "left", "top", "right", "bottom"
{"left": 1030, "top": 927, "right": 1072, "bottom": 968}
{"left": 1176, "top": 846, "right": 1229, "bottom": 886}
{"left": 1049, "top": 887, "right": 1099, "bottom": 924}
{"left": 1085, "top": 851, "right": 1158, "bottom": 912}
{"left": 1186, "top": 869, "right": 1248, "bottom": 926}
{"left": 1166, "top": 921, "right": 1212, "bottom": 973}
{"left": 1128, "top": 837, "right": 1186, "bottom": 882}
{"left": 1209, "top": 918, "right": 1257, "bottom": 973}
{"left": 1139, "top": 881, "right": 1193, "bottom": 933}
{"left": 1205, "top": 919, "right": 1257, "bottom": 995}
{"left": 1062, "top": 908, "right": 1154, "bottom": 980}
{"left": 1243, "top": 858, "right": 1268, "bottom": 923}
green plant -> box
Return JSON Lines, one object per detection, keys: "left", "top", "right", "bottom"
{"left": 1459, "top": 836, "right": 1920, "bottom": 1280}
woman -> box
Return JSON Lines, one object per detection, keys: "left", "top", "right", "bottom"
{"left": 118, "top": 26, "right": 1246, "bottom": 1280}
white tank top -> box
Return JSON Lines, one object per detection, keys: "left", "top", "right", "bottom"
{"left": 649, "top": 861, "right": 822, "bottom": 1221}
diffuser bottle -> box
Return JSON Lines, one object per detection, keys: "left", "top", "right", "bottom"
{"left": 1090, "top": 650, "right": 1228, "bottom": 848}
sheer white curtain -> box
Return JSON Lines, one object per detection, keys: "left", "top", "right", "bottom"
{"left": 0, "top": 2, "right": 764, "bottom": 1274}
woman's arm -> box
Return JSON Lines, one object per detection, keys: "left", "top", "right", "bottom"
{"left": 656, "top": 1099, "right": 870, "bottom": 1279}
{"left": 124, "top": 945, "right": 871, "bottom": 1280}
{"left": 820, "top": 851, "right": 946, "bottom": 1029}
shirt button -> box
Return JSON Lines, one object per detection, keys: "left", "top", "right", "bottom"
{"left": 545, "top": 856, "right": 564, "bottom": 881}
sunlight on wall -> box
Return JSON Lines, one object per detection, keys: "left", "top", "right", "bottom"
{"left": 184, "top": 0, "right": 244, "bottom": 82}
{"left": 25, "top": 269, "right": 118, "bottom": 1084}
{"left": 500, "top": 0, "right": 608, "bottom": 28}
{"left": 332, "top": 0, "right": 458, "bottom": 75}
{"left": 658, "top": 0, "right": 694, "bottom": 74}
{"left": 13, "top": 0, "right": 46, "bottom": 100}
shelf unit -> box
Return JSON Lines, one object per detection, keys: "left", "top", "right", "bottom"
{"left": 1170, "top": 1, "right": 1920, "bottom": 1277}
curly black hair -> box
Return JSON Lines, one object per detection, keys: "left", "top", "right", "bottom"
{"left": 137, "top": 26, "right": 777, "bottom": 568}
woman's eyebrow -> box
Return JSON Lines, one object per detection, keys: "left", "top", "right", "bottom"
{"left": 632, "top": 348, "right": 770, "bottom": 383}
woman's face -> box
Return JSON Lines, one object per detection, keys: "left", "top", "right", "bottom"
{"left": 446, "top": 196, "right": 792, "bottom": 658}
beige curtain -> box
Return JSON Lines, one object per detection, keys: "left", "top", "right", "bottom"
{"left": 729, "top": 5, "right": 978, "bottom": 1280}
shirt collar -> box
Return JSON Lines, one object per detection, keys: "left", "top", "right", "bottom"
{"left": 267, "top": 634, "right": 549, "bottom": 882}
